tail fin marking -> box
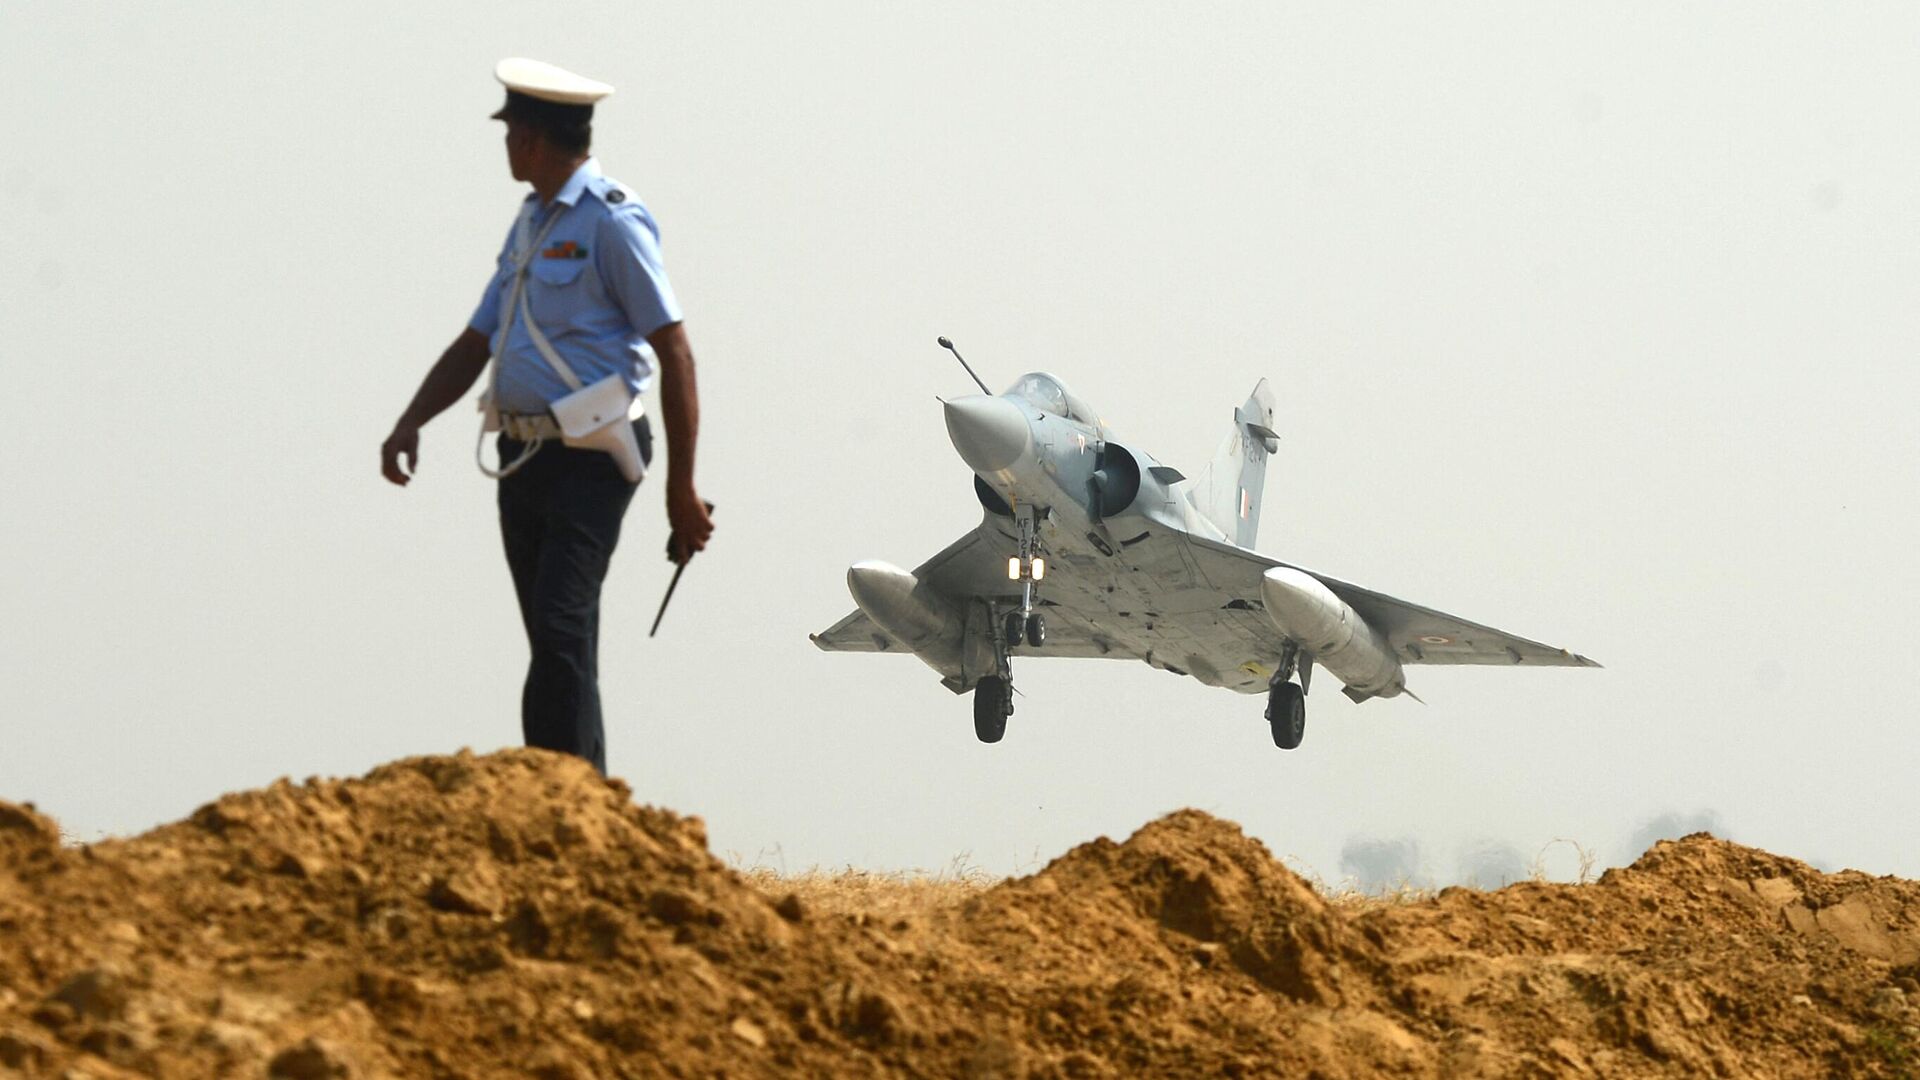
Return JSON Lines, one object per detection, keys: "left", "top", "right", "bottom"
{"left": 1190, "top": 379, "right": 1277, "bottom": 549}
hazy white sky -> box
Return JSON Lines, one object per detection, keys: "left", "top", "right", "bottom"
{"left": 3, "top": 2, "right": 1916, "bottom": 885}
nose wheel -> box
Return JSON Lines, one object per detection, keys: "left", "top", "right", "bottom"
{"left": 1004, "top": 610, "right": 1046, "bottom": 649}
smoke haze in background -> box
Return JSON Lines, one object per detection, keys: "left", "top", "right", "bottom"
{"left": 1456, "top": 839, "right": 1530, "bottom": 889}
{"left": 1339, "top": 837, "right": 1427, "bottom": 892}
{"left": 1625, "top": 809, "right": 1728, "bottom": 864}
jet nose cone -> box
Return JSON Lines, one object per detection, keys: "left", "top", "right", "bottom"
{"left": 943, "top": 395, "right": 1032, "bottom": 474}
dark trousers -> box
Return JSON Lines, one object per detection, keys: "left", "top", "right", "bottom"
{"left": 496, "top": 418, "right": 651, "bottom": 775}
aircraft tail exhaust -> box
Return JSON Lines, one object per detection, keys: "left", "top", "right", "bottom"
{"left": 1190, "top": 379, "right": 1278, "bottom": 549}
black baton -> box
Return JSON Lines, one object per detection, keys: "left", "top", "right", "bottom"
{"left": 650, "top": 502, "right": 714, "bottom": 638}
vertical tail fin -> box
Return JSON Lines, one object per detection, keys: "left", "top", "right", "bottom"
{"left": 1189, "top": 379, "right": 1278, "bottom": 549}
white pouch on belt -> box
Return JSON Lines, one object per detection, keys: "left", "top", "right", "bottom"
{"left": 550, "top": 372, "right": 645, "bottom": 483}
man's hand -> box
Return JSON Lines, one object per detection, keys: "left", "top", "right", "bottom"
{"left": 382, "top": 425, "right": 420, "bottom": 486}
{"left": 380, "top": 328, "right": 492, "bottom": 488}
{"left": 666, "top": 483, "right": 715, "bottom": 564}
{"left": 649, "top": 321, "right": 710, "bottom": 563}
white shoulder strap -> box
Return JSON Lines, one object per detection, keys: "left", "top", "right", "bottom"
{"left": 491, "top": 205, "right": 587, "bottom": 395}
{"left": 486, "top": 204, "right": 587, "bottom": 402}
{"left": 477, "top": 204, "right": 575, "bottom": 480}
{"left": 518, "top": 279, "right": 584, "bottom": 392}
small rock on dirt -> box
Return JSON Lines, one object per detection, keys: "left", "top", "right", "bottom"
{"left": 0, "top": 1029, "right": 51, "bottom": 1070}
{"left": 774, "top": 893, "right": 806, "bottom": 923}
{"left": 195, "top": 1020, "right": 269, "bottom": 1063}
{"left": 527, "top": 1047, "right": 586, "bottom": 1080}
{"left": 425, "top": 866, "right": 503, "bottom": 917}
{"left": 649, "top": 887, "right": 710, "bottom": 927}
{"left": 273, "top": 851, "right": 315, "bottom": 878}
{"left": 268, "top": 1036, "right": 353, "bottom": 1079}
{"left": 731, "top": 1016, "right": 768, "bottom": 1048}
{"left": 851, "top": 990, "right": 905, "bottom": 1042}
{"left": 51, "top": 968, "right": 130, "bottom": 1022}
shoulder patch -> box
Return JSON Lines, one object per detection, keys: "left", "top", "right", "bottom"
{"left": 586, "top": 173, "right": 637, "bottom": 208}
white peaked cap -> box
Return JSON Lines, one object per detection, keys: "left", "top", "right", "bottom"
{"left": 494, "top": 57, "right": 614, "bottom": 105}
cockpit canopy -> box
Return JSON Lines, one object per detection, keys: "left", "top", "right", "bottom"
{"left": 1005, "top": 372, "right": 1099, "bottom": 427}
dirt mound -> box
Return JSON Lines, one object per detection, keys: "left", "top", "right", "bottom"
{"left": 1, "top": 750, "right": 1916, "bottom": 1078}
{"left": 0, "top": 803, "right": 60, "bottom": 868}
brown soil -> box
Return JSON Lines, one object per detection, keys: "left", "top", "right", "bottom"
{"left": 2, "top": 750, "right": 1916, "bottom": 1078}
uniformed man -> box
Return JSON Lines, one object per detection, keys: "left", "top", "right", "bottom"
{"left": 380, "top": 58, "right": 714, "bottom": 775}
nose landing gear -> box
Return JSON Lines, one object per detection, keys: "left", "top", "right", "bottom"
{"left": 1008, "top": 508, "right": 1048, "bottom": 649}
{"left": 1004, "top": 610, "right": 1046, "bottom": 648}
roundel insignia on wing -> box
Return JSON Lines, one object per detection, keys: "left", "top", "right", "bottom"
{"left": 606, "top": 189, "right": 626, "bottom": 204}
{"left": 1419, "top": 635, "right": 1454, "bottom": 645}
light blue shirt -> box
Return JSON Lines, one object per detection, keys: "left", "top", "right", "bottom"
{"left": 469, "top": 159, "right": 683, "bottom": 414}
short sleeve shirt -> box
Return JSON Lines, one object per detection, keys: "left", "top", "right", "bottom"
{"left": 469, "top": 159, "right": 682, "bottom": 414}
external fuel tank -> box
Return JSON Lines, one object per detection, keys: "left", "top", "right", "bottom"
{"left": 1260, "top": 567, "right": 1406, "bottom": 701}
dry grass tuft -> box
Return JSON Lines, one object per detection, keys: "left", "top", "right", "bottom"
{"left": 1322, "top": 881, "right": 1443, "bottom": 913}
{"left": 739, "top": 860, "right": 1451, "bottom": 921}
{"left": 738, "top": 856, "right": 1002, "bottom": 920}
{"left": 735, "top": 839, "right": 1602, "bottom": 922}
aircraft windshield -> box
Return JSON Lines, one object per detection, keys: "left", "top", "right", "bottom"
{"left": 1005, "top": 371, "right": 1101, "bottom": 426}
{"left": 1007, "top": 373, "right": 1069, "bottom": 416}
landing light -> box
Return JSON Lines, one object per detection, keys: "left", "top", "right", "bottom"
{"left": 1007, "top": 557, "right": 1021, "bottom": 581}
{"left": 1032, "top": 558, "right": 1046, "bottom": 581}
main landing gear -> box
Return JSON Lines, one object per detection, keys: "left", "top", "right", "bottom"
{"left": 975, "top": 507, "right": 1047, "bottom": 744}
{"left": 973, "top": 609, "right": 1018, "bottom": 743}
{"left": 973, "top": 673, "right": 1011, "bottom": 743}
{"left": 1266, "top": 642, "right": 1310, "bottom": 750}
{"left": 974, "top": 591, "right": 1029, "bottom": 744}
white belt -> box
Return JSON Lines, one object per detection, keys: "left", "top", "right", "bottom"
{"left": 498, "top": 402, "right": 644, "bottom": 443}
{"left": 497, "top": 412, "right": 563, "bottom": 441}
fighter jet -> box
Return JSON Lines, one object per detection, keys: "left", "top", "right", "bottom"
{"left": 811, "top": 341, "right": 1598, "bottom": 748}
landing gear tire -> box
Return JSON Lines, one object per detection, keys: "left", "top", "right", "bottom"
{"left": 1025, "top": 613, "right": 1046, "bottom": 649}
{"left": 973, "top": 676, "right": 1011, "bottom": 743}
{"left": 1267, "top": 682, "right": 1306, "bottom": 750}
{"left": 1003, "top": 611, "right": 1026, "bottom": 649}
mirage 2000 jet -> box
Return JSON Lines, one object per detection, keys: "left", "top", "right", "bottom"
{"left": 811, "top": 341, "right": 1598, "bottom": 748}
